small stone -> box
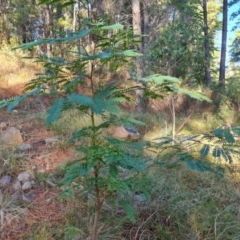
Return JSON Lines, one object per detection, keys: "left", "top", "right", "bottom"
{"left": 0, "top": 175, "right": 12, "bottom": 186}
{"left": 132, "top": 193, "right": 148, "bottom": 206}
{"left": 22, "top": 181, "right": 32, "bottom": 191}
{"left": 44, "top": 137, "right": 58, "bottom": 144}
{"left": 0, "top": 127, "right": 23, "bottom": 147}
{"left": 12, "top": 181, "right": 22, "bottom": 191}
{"left": 18, "top": 143, "right": 32, "bottom": 151}
{"left": 110, "top": 126, "right": 129, "bottom": 139}
{"left": 23, "top": 190, "right": 36, "bottom": 202}
{"left": 0, "top": 122, "right": 8, "bottom": 130}
{"left": 17, "top": 171, "right": 32, "bottom": 182}
{"left": 11, "top": 191, "right": 23, "bottom": 202}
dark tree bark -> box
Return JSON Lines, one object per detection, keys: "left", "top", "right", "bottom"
{"left": 219, "top": 0, "right": 228, "bottom": 91}
{"left": 203, "top": 0, "right": 212, "bottom": 86}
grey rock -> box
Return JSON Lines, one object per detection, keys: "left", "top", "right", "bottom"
{"left": 23, "top": 190, "right": 36, "bottom": 202}
{"left": 44, "top": 137, "right": 58, "bottom": 145}
{"left": 12, "top": 181, "right": 22, "bottom": 191}
{"left": 17, "top": 171, "right": 32, "bottom": 182}
{"left": 132, "top": 193, "right": 148, "bottom": 206}
{"left": 110, "top": 126, "right": 130, "bottom": 139}
{"left": 0, "top": 122, "right": 8, "bottom": 131}
{"left": 18, "top": 143, "right": 32, "bottom": 151}
{"left": 0, "top": 175, "right": 12, "bottom": 186}
{"left": 11, "top": 191, "right": 23, "bottom": 202}
{"left": 22, "top": 181, "right": 32, "bottom": 191}
{"left": 0, "top": 127, "right": 23, "bottom": 147}
{"left": 110, "top": 126, "right": 140, "bottom": 140}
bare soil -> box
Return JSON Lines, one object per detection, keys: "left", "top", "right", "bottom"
{"left": 0, "top": 90, "right": 78, "bottom": 239}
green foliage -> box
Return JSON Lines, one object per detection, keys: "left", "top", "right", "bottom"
{"left": 0, "top": 20, "right": 151, "bottom": 239}
{"left": 0, "top": 15, "right": 217, "bottom": 240}
{"left": 189, "top": 126, "right": 240, "bottom": 164}
{"left": 133, "top": 74, "right": 212, "bottom": 102}
{"left": 119, "top": 200, "right": 137, "bottom": 223}
{"left": 225, "top": 72, "right": 240, "bottom": 108}
{"left": 0, "top": 87, "right": 44, "bottom": 111}
{"left": 153, "top": 125, "right": 240, "bottom": 178}
{"left": 145, "top": 0, "right": 216, "bottom": 86}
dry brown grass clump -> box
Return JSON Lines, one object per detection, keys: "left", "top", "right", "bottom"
{"left": 0, "top": 40, "right": 41, "bottom": 99}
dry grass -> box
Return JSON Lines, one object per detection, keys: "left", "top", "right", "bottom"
{"left": 0, "top": 40, "right": 41, "bottom": 98}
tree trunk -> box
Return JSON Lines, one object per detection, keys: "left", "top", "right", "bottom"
{"left": 142, "top": 0, "right": 149, "bottom": 57}
{"left": 132, "top": 0, "right": 147, "bottom": 113}
{"left": 203, "top": 0, "right": 212, "bottom": 86}
{"left": 219, "top": 0, "right": 228, "bottom": 91}
{"left": 43, "top": 5, "right": 52, "bottom": 56}
{"left": 132, "top": 0, "right": 142, "bottom": 63}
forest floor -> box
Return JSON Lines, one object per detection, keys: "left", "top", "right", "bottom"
{"left": 0, "top": 106, "right": 76, "bottom": 239}
{"left": 1, "top": 85, "right": 240, "bottom": 240}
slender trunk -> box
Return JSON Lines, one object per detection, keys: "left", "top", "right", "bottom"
{"left": 91, "top": 167, "right": 101, "bottom": 240}
{"left": 142, "top": 0, "right": 149, "bottom": 54}
{"left": 171, "top": 96, "right": 176, "bottom": 142}
{"left": 219, "top": 0, "right": 228, "bottom": 91}
{"left": 44, "top": 5, "right": 53, "bottom": 56}
{"left": 73, "top": 3, "right": 77, "bottom": 32}
{"left": 132, "top": 0, "right": 147, "bottom": 113}
{"left": 203, "top": 0, "right": 212, "bottom": 86}
{"left": 132, "top": 0, "right": 142, "bottom": 71}
{"left": 89, "top": 62, "right": 101, "bottom": 240}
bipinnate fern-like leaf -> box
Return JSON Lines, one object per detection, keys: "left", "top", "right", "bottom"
{"left": 179, "top": 126, "right": 240, "bottom": 165}
{"left": 0, "top": 97, "right": 17, "bottom": 109}
{"left": 68, "top": 127, "right": 89, "bottom": 143}
{"left": 63, "top": 72, "right": 85, "bottom": 91}
{"left": 176, "top": 87, "right": 212, "bottom": 102}
{"left": 109, "top": 164, "right": 118, "bottom": 178}
{"left": 223, "top": 129, "right": 235, "bottom": 143}
{"left": 67, "top": 93, "right": 95, "bottom": 108}
{"left": 93, "top": 99, "right": 120, "bottom": 114}
{"left": 13, "top": 29, "right": 92, "bottom": 50}
{"left": 200, "top": 144, "right": 210, "bottom": 157}
{"left": 185, "top": 159, "right": 223, "bottom": 178}
{"left": 60, "top": 163, "right": 95, "bottom": 185}
{"left": 46, "top": 98, "right": 64, "bottom": 125}
{"left": 133, "top": 74, "right": 212, "bottom": 103}
{"left": 221, "top": 150, "right": 233, "bottom": 163}
{"left": 117, "top": 154, "right": 146, "bottom": 171}
{"left": 212, "top": 148, "right": 221, "bottom": 158}
{"left": 119, "top": 200, "right": 137, "bottom": 223}
{"left": 213, "top": 128, "right": 235, "bottom": 143}
{"left": 0, "top": 87, "right": 43, "bottom": 111}
{"left": 106, "top": 137, "right": 146, "bottom": 150}
{"left": 120, "top": 117, "right": 146, "bottom": 128}
{"left": 213, "top": 128, "right": 224, "bottom": 138}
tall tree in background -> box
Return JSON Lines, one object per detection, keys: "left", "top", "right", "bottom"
{"left": 229, "top": 0, "right": 240, "bottom": 64}
{"left": 147, "top": 0, "right": 208, "bottom": 84}
{"left": 142, "top": 0, "right": 149, "bottom": 54}
{"left": 132, "top": 0, "right": 147, "bottom": 112}
{"left": 203, "top": 0, "right": 212, "bottom": 86}
{"left": 219, "top": 0, "right": 228, "bottom": 91}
